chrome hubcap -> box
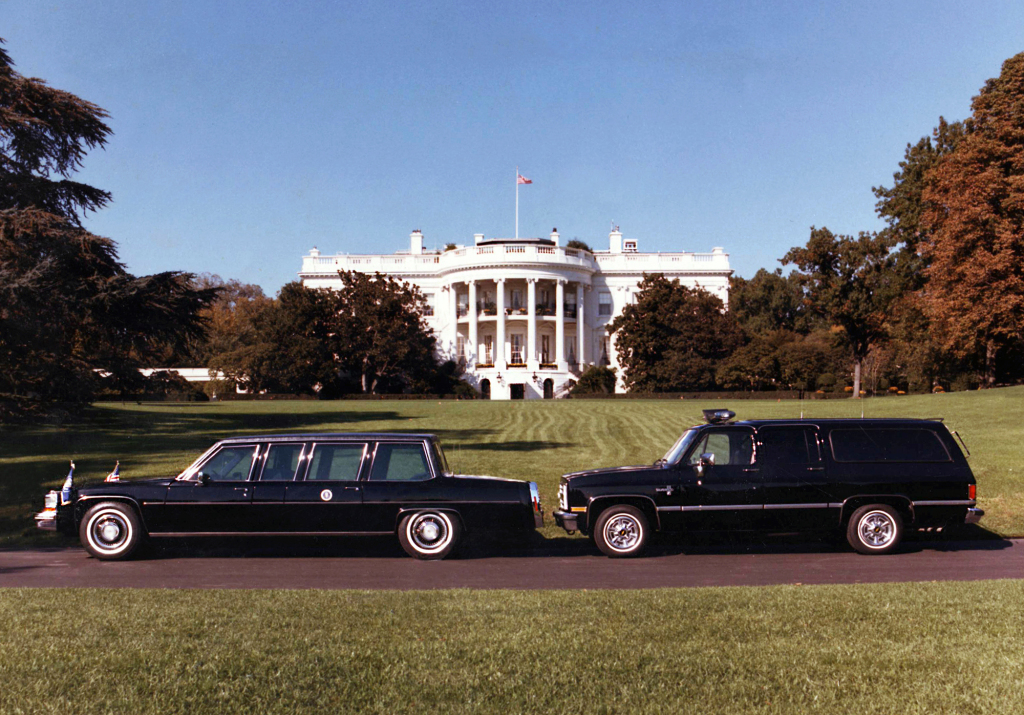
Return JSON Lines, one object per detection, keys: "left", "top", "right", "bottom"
{"left": 92, "top": 514, "right": 128, "bottom": 549}
{"left": 859, "top": 512, "right": 895, "bottom": 547}
{"left": 410, "top": 514, "right": 449, "bottom": 550}
{"left": 605, "top": 515, "right": 640, "bottom": 551}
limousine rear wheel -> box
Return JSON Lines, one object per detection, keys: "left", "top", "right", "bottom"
{"left": 847, "top": 504, "right": 903, "bottom": 555}
{"left": 398, "top": 510, "right": 461, "bottom": 560}
{"left": 594, "top": 505, "right": 648, "bottom": 558}
{"left": 80, "top": 501, "right": 142, "bottom": 560}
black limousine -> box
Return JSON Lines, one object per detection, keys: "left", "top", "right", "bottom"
{"left": 553, "top": 410, "right": 983, "bottom": 557}
{"left": 37, "top": 433, "right": 543, "bottom": 560}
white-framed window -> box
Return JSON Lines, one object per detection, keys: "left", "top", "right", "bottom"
{"left": 457, "top": 293, "right": 468, "bottom": 317}
{"left": 483, "top": 335, "right": 494, "bottom": 364}
{"left": 624, "top": 239, "right": 638, "bottom": 252}
{"left": 456, "top": 335, "right": 466, "bottom": 360}
{"left": 599, "top": 291, "right": 612, "bottom": 316}
{"left": 600, "top": 337, "right": 611, "bottom": 366}
{"left": 510, "top": 334, "right": 524, "bottom": 364}
{"left": 423, "top": 293, "right": 435, "bottom": 316}
{"left": 541, "top": 335, "right": 551, "bottom": 363}
{"left": 511, "top": 289, "right": 523, "bottom": 310}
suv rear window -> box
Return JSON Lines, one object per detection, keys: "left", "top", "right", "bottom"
{"left": 829, "top": 428, "right": 951, "bottom": 463}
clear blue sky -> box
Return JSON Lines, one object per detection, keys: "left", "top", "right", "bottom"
{"left": 5, "top": 1, "right": 1024, "bottom": 293}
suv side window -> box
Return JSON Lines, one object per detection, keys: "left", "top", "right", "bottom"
{"left": 369, "top": 443, "right": 432, "bottom": 482}
{"left": 687, "top": 429, "right": 754, "bottom": 466}
{"left": 830, "top": 428, "right": 951, "bottom": 463}
{"left": 759, "top": 427, "right": 821, "bottom": 466}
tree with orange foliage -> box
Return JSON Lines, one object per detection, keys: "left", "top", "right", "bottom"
{"left": 922, "top": 53, "right": 1024, "bottom": 387}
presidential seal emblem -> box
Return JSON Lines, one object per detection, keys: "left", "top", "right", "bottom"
{"left": 320, "top": 489, "right": 333, "bottom": 502}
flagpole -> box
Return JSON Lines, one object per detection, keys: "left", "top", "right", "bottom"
{"left": 515, "top": 165, "right": 519, "bottom": 239}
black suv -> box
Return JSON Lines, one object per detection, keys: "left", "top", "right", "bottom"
{"left": 553, "top": 410, "right": 983, "bottom": 557}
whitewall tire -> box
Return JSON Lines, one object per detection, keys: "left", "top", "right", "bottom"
{"left": 398, "top": 511, "right": 461, "bottom": 560}
{"left": 79, "top": 502, "right": 142, "bottom": 560}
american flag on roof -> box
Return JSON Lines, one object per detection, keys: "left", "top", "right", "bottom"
{"left": 517, "top": 173, "right": 532, "bottom": 185}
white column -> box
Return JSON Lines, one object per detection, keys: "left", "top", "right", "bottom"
{"left": 468, "top": 280, "right": 478, "bottom": 366}
{"left": 555, "top": 279, "right": 566, "bottom": 370}
{"left": 577, "top": 284, "right": 586, "bottom": 369}
{"left": 496, "top": 278, "right": 506, "bottom": 369}
{"left": 448, "top": 284, "right": 459, "bottom": 358}
{"left": 527, "top": 278, "right": 538, "bottom": 370}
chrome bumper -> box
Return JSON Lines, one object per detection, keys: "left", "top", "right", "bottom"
{"left": 965, "top": 507, "right": 984, "bottom": 525}
{"left": 553, "top": 510, "right": 580, "bottom": 532}
{"left": 34, "top": 510, "right": 57, "bottom": 531}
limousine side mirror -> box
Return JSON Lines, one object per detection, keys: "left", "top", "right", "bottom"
{"left": 197, "top": 471, "right": 209, "bottom": 486}
{"left": 696, "top": 453, "right": 715, "bottom": 477}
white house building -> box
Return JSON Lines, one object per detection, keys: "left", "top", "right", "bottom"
{"left": 299, "top": 228, "right": 732, "bottom": 399}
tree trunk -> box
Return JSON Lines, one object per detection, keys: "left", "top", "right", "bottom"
{"left": 361, "top": 370, "right": 370, "bottom": 394}
{"left": 852, "top": 358, "right": 862, "bottom": 399}
{"left": 985, "top": 339, "right": 997, "bottom": 388}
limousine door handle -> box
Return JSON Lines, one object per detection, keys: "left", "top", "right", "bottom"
{"left": 807, "top": 467, "right": 825, "bottom": 472}
{"left": 343, "top": 486, "right": 361, "bottom": 491}
{"left": 742, "top": 468, "right": 760, "bottom": 473}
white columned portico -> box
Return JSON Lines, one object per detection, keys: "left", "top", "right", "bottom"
{"left": 447, "top": 283, "right": 458, "bottom": 357}
{"left": 467, "top": 280, "right": 478, "bottom": 366}
{"left": 527, "top": 278, "right": 538, "bottom": 370}
{"left": 555, "top": 279, "right": 566, "bottom": 370}
{"left": 496, "top": 278, "right": 506, "bottom": 369}
{"left": 576, "top": 284, "right": 586, "bottom": 369}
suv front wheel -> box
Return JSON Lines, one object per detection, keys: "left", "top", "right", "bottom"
{"left": 847, "top": 504, "right": 903, "bottom": 555}
{"left": 594, "top": 505, "right": 649, "bottom": 558}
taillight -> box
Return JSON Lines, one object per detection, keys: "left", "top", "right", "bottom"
{"left": 968, "top": 484, "right": 976, "bottom": 501}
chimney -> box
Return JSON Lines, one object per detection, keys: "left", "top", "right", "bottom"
{"left": 550, "top": 227, "right": 560, "bottom": 246}
{"left": 609, "top": 228, "right": 623, "bottom": 254}
{"left": 410, "top": 230, "right": 424, "bottom": 255}
{"left": 474, "top": 233, "right": 485, "bottom": 245}
{"left": 310, "top": 246, "right": 320, "bottom": 257}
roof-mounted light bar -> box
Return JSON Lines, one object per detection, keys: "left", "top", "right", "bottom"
{"left": 702, "top": 409, "right": 735, "bottom": 425}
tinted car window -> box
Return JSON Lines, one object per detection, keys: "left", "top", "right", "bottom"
{"left": 830, "top": 428, "right": 951, "bottom": 463}
{"left": 759, "top": 428, "right": 820, "bottom": 465}
{"left": 306, "top": 444, "right": 366, "bottom": 481}
{"left": 369, "top": 443, "right": 432, "bottom": 481}
{"left": 260, "top": 444, "right": 304, "bottom": 481}
{"left": 688, "top": 430, "right": 753, "bottom": 466}
{"left": 201, "top": 446, "right": 258, "bottom": 482}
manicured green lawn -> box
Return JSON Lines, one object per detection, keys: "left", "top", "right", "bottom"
{"left": 2, "top": 387, "right": 1023, "bottom": 542}
{"left": 1, "top": 581, "right": 1022, "bottom": 714}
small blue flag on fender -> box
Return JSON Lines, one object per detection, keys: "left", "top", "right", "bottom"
{"left": 60, "top": 461, "right": 75, "bottom": 505}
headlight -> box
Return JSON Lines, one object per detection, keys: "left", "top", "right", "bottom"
{"left": 44, "top": 491, "right": 58, "bottom": 510}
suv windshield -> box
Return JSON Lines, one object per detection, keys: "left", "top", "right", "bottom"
{"left": 662, "top": 429, "right": 700, "bottom": 466}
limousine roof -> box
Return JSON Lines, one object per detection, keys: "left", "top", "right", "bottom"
{"left": 216, "top": 432, "right": 438, "bottom": 444}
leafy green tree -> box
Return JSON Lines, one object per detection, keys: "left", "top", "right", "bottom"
{"left": 920, "top": 52, "right": 1024, "bottom": 386}
{"left": 783, "top": 228, "right": 898, "bottom": 398}
{"left": 609, "top": 274, "right": 742, "bottom": 392}
{"left": 570, "top": 366, "right": 617, "bottom": 395}
{"left": 566, "top": 239, "right": 593, "bottom": 252}
{"left": 0, "top": 40, "right": 215, "bottom": 414}
{"left": 728, "top": 269, "right": 812, "bottom": 336}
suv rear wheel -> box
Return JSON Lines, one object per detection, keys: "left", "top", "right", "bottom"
{"left": 847, "top": 504, "right": 903, "bottom": 555}
{"left": 594, "top": 505, "right": 648, "bottom": 557}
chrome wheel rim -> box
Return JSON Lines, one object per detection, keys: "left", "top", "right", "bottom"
{"left": 858, "top": 511, "right": 896, "bottom": 548}
{"left": 88, "top": 510, "right": 131, "bottom": 553}
{"left": 604, "top": 514, "right": 641, "bottom": 551}
{"left": 409, "top": 513, "right": 451, "bottom": 552}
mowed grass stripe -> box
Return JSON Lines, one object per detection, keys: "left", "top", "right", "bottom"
{"left": 1, "top": 581, "right": 1022, "bottom": 714}
{"left": 2, "top": 388, "right": 1024, "bottom": 542}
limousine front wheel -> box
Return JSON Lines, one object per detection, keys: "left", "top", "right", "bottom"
{"left": 847, "top": 505, "right": 903, "bottom": 555}
{"left": 80, "top": 502, "right": 142, "bottom": 560}
{"left": 594, "top": 505, "right": 648, "bottom": 558}
{"left": 398, "top": 510, "right": 461, "bottom": 560}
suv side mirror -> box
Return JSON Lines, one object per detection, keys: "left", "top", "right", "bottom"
{"left": 696, "top": 452, "right": 715, "bottom": 477}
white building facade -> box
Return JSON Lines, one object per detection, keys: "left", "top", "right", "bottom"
{"left": 299, "top": 229, "right": 731, "bottom": 399}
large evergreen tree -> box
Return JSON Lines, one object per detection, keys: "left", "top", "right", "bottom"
{"left": 609, "top": 274, "right": 741, "bottom": 392}
{"left": 920, "top": 52, "right": 1024, "bottom": 386}
{"left": 0, "top": 39, "right": 215, "bottom": 415}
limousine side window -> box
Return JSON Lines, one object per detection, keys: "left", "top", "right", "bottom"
{"left": 199, "top": 445, "right": 259, "bottom": 482}
{"left": 369, "top": 443, "right": 432, "bottom": 481}
{"left": 830, "top": 428, "right": 951, "bottom": 463}
{"left": 306, "top": 444, "right": 367, "bottom": 481}
{"left": 260, "top": 443, "right": 304, "bottom": 481}
{"left": 687, "top": 430, "right": 754, "bottom": 466}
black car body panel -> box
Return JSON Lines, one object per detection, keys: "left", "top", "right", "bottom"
{"left": 553, "top": 418, "right": 981, "bottom": 540}
{"left": 42, "top": 433, "right": 543, "bottom": 554}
